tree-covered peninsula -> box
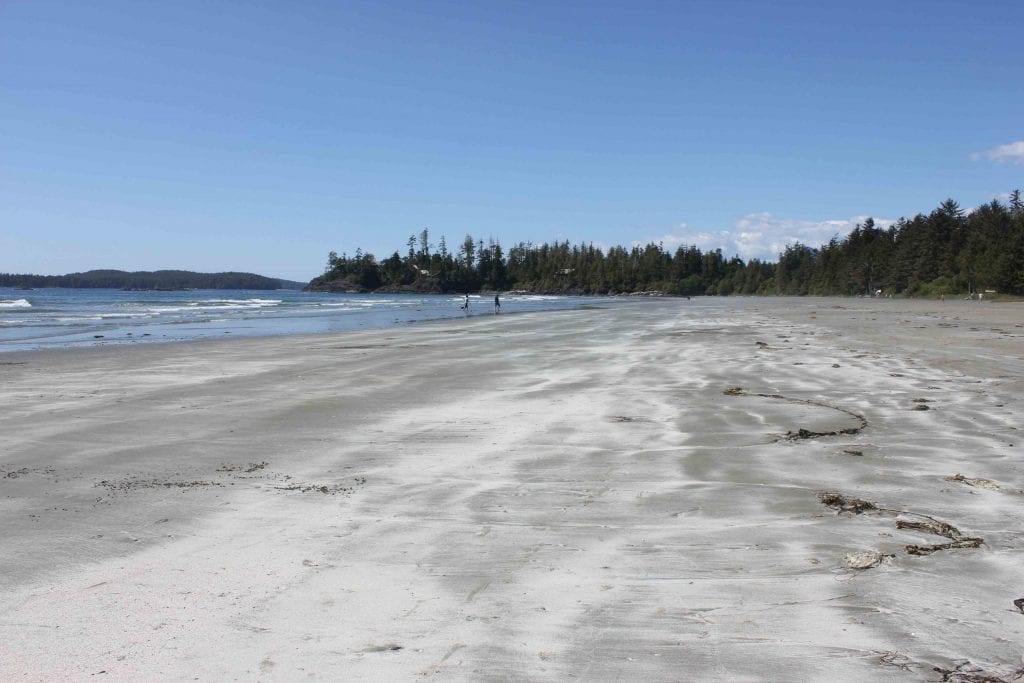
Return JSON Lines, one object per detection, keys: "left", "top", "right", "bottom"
{"left": 307, "top": 192, "right": 1024, "bottom": 297}
{"left": 0, "top": 270, "right": 304, "bottom": 290}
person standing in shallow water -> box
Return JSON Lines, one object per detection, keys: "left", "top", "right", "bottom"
{"left": 494, "top": 293, "right": 500, "bottom": 313}
{"left": 462, "top": 294, "right": 470, "bottom": 312}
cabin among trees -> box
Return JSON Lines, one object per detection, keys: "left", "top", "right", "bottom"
{"left": 307, "top": 193, "right": 1024, "bottom": 297}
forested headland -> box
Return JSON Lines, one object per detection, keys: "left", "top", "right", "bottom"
{"left": 307, "top": 193, "right": 1024, "bottom": 297}
{"left": 0, "top": 270, "right": 304, "bottom": 290}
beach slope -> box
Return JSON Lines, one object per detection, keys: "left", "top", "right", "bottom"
{"left": 1, "top": 298, "right": 1022, "bottom": 680}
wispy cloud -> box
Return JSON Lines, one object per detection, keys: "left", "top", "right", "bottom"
{"left": 971, "top": 140, "right": 1024, "bottom": 164}
{"left": 638, "top": 214, "right": 894, "bottom": 262}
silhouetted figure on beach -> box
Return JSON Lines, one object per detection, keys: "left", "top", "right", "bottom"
{"left": 461, "top": 294, "right": 470, "bottom": 313}
{"left": 494, "top": 294, "right": 500, "bottom": 313}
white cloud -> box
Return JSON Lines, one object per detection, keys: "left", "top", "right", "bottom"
{"left": 971, "top": 140, "right": 1024, "bottom": 164}
{"left": 637, "top": 214, "right": 894, "bottom": 262}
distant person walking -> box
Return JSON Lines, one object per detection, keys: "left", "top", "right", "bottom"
{"left": 461, "top": 293, "right": 470, "bottom": 312}
{"left": 494, "top": 293, "right": 500, "bottom": 313}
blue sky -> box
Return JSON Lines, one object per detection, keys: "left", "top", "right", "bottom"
{"left": 2, "top": 0, "right": 1022, "bottom": 282}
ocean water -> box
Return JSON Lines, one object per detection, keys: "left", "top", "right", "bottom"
{"left": 0, "top": 288, "right": 618, "bottom": 352}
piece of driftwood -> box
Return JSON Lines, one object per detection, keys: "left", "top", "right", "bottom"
{"left": 944, "top": 473, "right": 1001, "bottom": 491}
{"left": 845, "top": 550, "right": 894, "bottom": 569}
{"left": 897, "top": 518, "right": 984, "bottom": 555}
{"left": 819, "top": 491, "right": 877, "bottom": 514}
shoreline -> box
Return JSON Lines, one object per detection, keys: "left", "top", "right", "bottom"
{"left": 0, "top": 299, "right": 633, "bottom": 364}
{"left": 2, "top": 297, "right": 1022, "bottom": 679}
{"left": 0, "top": 288, "right": 626, "bottom": 354}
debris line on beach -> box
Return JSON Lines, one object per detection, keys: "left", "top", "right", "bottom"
{"left": 721, "top": 386, "right": 868, "bottom": 440}
{"left": 817, "top": 492, "right": 985, "bottom": 563}
{"left": 932, "top": 660, "right": 1024, "bottom": 683}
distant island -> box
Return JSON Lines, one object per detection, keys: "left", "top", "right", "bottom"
{"left": 307, "top": 192, "right": 1024, "bottom": 298}
{"left": 0, "top": 269, "right": 305, "bottom": 291}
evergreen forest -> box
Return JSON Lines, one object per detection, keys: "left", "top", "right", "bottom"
{"left": 0, "top": 270, "right": 303, "bottom": 290}
{"left": 308, "top": 193, "right": 1024, "bottom": 297}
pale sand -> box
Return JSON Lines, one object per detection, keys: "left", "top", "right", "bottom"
{"left": 1, "top": 298, "right": 1022, "bottom": 681}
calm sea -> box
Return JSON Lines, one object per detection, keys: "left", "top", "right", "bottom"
{"left": 0, "top": 288, "right": 617, "bottom": 352}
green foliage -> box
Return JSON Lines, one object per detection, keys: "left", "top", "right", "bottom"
{"left": 915, "top": 276, "right": 960, "bottom": 297}
{"left": 308, "top": 191, "right": 1024, "bottom": 297}
{"left": 0, "top": 270, "right": 299, "bottom": 290}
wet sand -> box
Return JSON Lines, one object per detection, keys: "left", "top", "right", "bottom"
{"left": 2, "top": 297, "right": 1022, "bottom": 680}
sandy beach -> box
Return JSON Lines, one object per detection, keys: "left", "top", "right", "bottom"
{"left": 2, "top": 297, "right": 1022, "bottom": 681}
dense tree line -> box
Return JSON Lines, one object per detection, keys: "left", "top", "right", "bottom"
{"left": 0, "top": 270, "right": 302, "bottom": 290}
{"left": 310, "top": 191, "right": 1024, "bottom": 297}
{"left": 773, "top": 195, "right": 1024, "bottom": 297}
